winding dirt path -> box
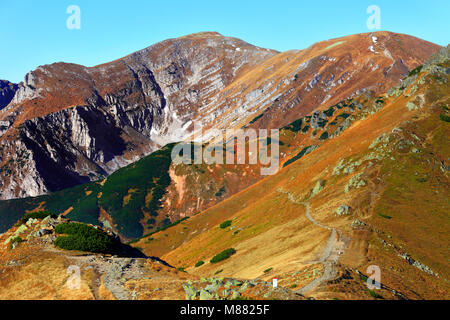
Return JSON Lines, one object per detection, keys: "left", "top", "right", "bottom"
{"left": 297, "top": 202, "right": 339, "bottom": 294}
{"left": 277, "top": 189, "right": 345, "bottom": 294}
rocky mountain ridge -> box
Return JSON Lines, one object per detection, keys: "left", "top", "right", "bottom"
{"left": 0, "top": 80, "right": 18, "bottom": 110}
{"left": 0, "top": 31, "right": 441, "bottom": 200}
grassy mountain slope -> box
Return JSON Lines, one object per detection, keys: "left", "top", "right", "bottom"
{"left": 133, "top": 47, "right": 450, "bottom": 299}
{"left": 0, "top": 144, "right": 175, "bottom": 239}
{"left": 0, "top": 95, "right": 388, "bottom": 240}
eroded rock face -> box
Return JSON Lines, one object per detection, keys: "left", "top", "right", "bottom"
{"left": 0, "top": 33, "right": 276, "bottom": 199}
{"left": 0, "top": 80, "right": 18, "bottom": 110}
{"left": 0, "top": 31, "right": 441, "bottom": 199}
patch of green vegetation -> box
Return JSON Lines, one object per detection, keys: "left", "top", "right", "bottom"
{"left": 377, "top": 212, "right": 392, "bottom": 220}
{"left": 408, "top": 65, "right": 423, "bottom": 77}
{"left": 283, "top": 118, "right": 303, "bottom": 133}
{"left": 248, "top": 112, "right": 265, "bottom": 124}
{"left": 210, "top": 248, "right": 236, "bottom": 264}
{"left": 8, "top": 236, "right": 22, "bottom": 249}
{"left": 177, "top": 267, "right": 186, "bottom": 273}
{"left": 215, "top": 186, "right": 226, "bottom": 197}
{"left": 367, "top": 289, "right": 384, "bottom": 299}
{"left": 99, "top": 145, "right": 175, "bottom": 238}
{"left": 219, "top": 220, "right": 232, "bottom": 229}
{"left": 215, "top": 269, "right": 223, "bottom": 275}
{"left": 290, "top": 284, "right": 297, "bottom": 289}
{"left": 301, "top": 125, "right": 310, "bottom": 133}
{"left": 324, "top": 107, "right": 335, "bottom": 117}
{"left": 263, "top": 267, "right": 273, "bottom": 273}
{"left": 54, "top": 222, "right": 116, "bottom": 253}
{"left": 439, "top": 113, "right": 450, "bottom": 122}
{"left": 195, "top": 260, "right": 205, "bottom": 268}
{"left": 359, "top": 273, "right": 368, "bottom": 282}
{"left": 0, "top": 144, "right": 177, "bottom": 239}
{"left": 317, "top": 119, "right": 328, "bottom": 128}
{"left": 337, "top": 113, "right": 351, "bottom": 119}
{"left": 19, "top": 211, "right": 56, "bottom": 224}
{"left": 140, "top": 217, "right": 189, "bottom": 240}
{"left": 318, "top": 131, "right": 329, "bottom": 141}
{"left": 283, "top": 145, "right": 318, "bottom": 168}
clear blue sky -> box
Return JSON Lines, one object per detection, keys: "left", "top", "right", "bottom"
{"left": 1, "top": 0, "right": 448, "bottom": 83}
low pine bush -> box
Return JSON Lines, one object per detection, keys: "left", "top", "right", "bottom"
{"left": 9, "top": 236, "right": 22, "bottom": 249}
{"left": 210, "top": 248, "right": 236, "bottom": 264}
{"left": 439, "top": 113, "right": 450, "bottom": 122}
{"left": 195, "top": 260, "right": 205, "bottom": 268}
{"left": 54, "top": 222, "right": 116, "bottom": 253}
{"left": 219, "top": 220, "right": 232, "bottom": 229}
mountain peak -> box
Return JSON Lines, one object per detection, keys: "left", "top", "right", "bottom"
{"left": 179, "top": 31, "right": 224, "bottom": 39}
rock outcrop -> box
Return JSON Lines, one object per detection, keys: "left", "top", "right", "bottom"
{"left": 0, "top": 80, "right": 18, "bottom": 110}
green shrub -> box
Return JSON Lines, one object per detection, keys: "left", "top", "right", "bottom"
{"left": 283, "top": 118, "right": 303, "bottom": 133}
{"left": 19, "top": 211, "right": 56, "bottom": 224}
{"left": 317, "top": 119, "right": 328, "bottom": 128}
{"left": 283, "top": 145, "right": 318, "bottom": 168}
{"left": 248, "top": 113, "right": 264, "bottom": 124}
{"left": 195, "top": 260, "right": 205, "bottom": 268}
{"left": 318, "top": 131, "right": 329, "bottom": 141}
{"left": 210, "top": 248, "right": 236, "bottom": 264}
{"left": 408, "top": 65, "right": 423, "bottom": 77}
{"left": 140, "top": 217, "right": 189, "bottom": 240}
{"left": 9, "top": 236, "right": 22, "bottom": 249}
{"left": 324, "top": 107, "right": 335, "bottom": 117}
{"left": 377, "top": 213, "right": 392, "bottom": 219}
{"left": 219, "top": 220, "right": 232, "bottom": 229}
{"left": 54, "top": 222, "right": 116, "bottom": 253}
{"left": 367, "top": 289, "right": 384, "bottom": 299}
{"left": 215, "top": 186, "right": 226, "bottom": 197}
{"left": 439, "top": 113, "right": 450, "bottom": 122}
{"left": 337, "top": 113, "right": 351, "bottom": 119}
{"left": 263, "top": 267, "right": 273, "bottom": 273}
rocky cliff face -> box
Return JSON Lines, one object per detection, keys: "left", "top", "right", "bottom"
{"left": 0, "top": 80, "right": 18, "bottom": 110}
{"left": 0, "top": 31, "right": 441, "bottom": 199}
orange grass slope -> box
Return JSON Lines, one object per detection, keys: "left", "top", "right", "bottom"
{"left": 135, "top": 46, "right": 450, "bottom": 300}
{"left": 0, "top": 218, "right": 196, "bottom": 300}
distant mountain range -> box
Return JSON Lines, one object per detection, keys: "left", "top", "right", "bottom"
{"left": 0, "top": 31, "right": 440, "bottom": 200}
{"left": 0, "top": 32, "right": 448, "bottom": 300}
